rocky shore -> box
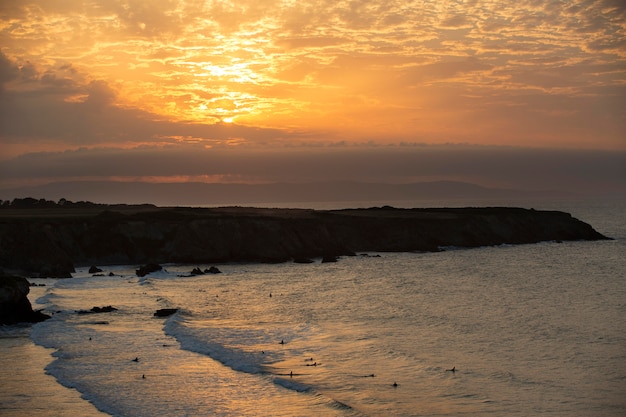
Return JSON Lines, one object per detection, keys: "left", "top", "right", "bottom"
{"left": 0, "top": 275, "right": 50, "bottom": 324}
{"left": 0, "top": 205, "right": 609, "bottom": 278}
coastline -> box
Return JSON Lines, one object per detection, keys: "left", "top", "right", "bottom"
{"left": 0, "top": 333, "right": 109, "bottom": 417}
{"left": 1, "top": 199, "right": 622, "bottom": 417}
{"left": 0, "top": 205, "right": 608, "bottom": 278}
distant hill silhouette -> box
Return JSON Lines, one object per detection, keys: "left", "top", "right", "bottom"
{"left": 0, "top": 180, "right": 574, "bottom": 207}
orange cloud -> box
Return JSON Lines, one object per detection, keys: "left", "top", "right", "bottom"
{"left": 0, "top": 0, "right": 624, "bottom": 153}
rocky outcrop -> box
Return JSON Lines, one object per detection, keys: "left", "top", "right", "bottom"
{"left": 0, "top": 206, "right": 609, "bottom": 277}
{"left": 178, "top": 266, "right": 222, "bottom": 277}
{"left": 0, "top": 275, "right": 50, "bottom": 324}
{"left": 77, "top": 305, "right": 118, "bottom": 314}
{"left": 136, "top": 263, "right": 163, "bottom": 277}
{"left": 154, "top": 308, "right": 178, "bottom": 317}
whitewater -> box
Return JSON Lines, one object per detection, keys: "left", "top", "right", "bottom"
{"left": 1, "top": 198, "right": 625, "bottom": 416}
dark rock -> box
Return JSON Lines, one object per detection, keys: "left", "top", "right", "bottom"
{"left": 0, "top": 275, "right": 51, "bottom": 324}
{"left": 294, "top": 258, "right": 314, "bottom": 264}
{"left": 77, "top": 305, "right": 118, "bottom": 314}
{"left": 154, "top": 308, "right": 178, "bottom": 317}
{"left": 178, "top": 267, "right": 208, "bottom": 277}
{"left": 89, "top": 265, "right": 103, "bottom": 274}
{"left": 205, "top": 266, "right": 221, "bottom": 274}
{"left": 136, "top": 263, "right": 162, "bottom": 277}
{"left": 321, "top": 255, "right": 339, "bottom": 263}
{"left": 91, "top": 305, "right": 117, "bottom": 313}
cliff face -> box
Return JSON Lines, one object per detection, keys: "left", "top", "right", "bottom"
{"left": 0, "top": 206, "right": 609, "bottom": 277}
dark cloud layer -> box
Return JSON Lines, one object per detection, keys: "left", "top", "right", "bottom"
{"left": 1, "top": 145, "right": 624, "bottom": 197}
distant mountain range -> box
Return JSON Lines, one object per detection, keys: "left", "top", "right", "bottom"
{"left": 0, "top": 180, "right": 577, "bottom": 207}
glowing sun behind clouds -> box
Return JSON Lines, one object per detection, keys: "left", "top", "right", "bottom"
{"left": 1, "top": 0, "right": 625, "bottom": 150}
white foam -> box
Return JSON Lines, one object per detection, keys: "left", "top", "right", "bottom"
{"left": 273, "top": 377, "right": 311, "bottom": 392}
{"left": 163, "top": 314, "right": 273, "bottom": 374}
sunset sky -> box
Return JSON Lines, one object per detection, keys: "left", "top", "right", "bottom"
{"left": 1, "top": 1, "right": 625, "bottom": 197}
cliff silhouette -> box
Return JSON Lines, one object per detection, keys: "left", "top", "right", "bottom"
{"left": 0, "top": 204, "right": 609, "bottom": 278}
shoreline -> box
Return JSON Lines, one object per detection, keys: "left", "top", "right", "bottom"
{"left": 0, "top": 332, "right": 110, "bottom": 417}
{"left": 0, "top": 282, "right": 109, "bottom": 417}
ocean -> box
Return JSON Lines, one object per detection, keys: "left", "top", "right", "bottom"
{"left": 1, "top": 198, "right": 625, "bottom": 416}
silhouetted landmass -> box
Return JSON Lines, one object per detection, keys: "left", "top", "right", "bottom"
{"left": 0, "top": 180, "right": 578, "bottom": 207}
{"left": 0, "top": 203, "right": 609, "bottom": 278}
{"left": 0, "top": 197, "right": 156, "bottom": 210}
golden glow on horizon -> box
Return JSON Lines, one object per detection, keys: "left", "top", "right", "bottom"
{"left": 0, "top": 1, "right": 625, "bottom": 149}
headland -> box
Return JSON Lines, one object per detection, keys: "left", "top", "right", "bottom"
{"left": 0, "top": 201, "right": 609, "bottom": 278}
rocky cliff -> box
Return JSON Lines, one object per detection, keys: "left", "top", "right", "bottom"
{"left": 0, "top": 275, "right": 50, "bottom": 324}
{"left": 0, "top": 206, "right": 609, "bottom": 277}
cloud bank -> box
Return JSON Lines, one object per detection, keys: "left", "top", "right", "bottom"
{"left": 1, "top": 144, "right": 624, "bottom": 198}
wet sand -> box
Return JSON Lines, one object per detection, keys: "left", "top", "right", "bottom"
{"left": 0, "top": 334, "right": 109, "bottom": 417}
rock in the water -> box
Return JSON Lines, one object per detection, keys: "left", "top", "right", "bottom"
{"left": 90, "top": 305, "right": 117, "bottom": 313}
{"left": 178, "top": 266, "right": 219, "bottom": 277}
{"left": 294, "top": 258, "right": 314, "bottom": 264}
{"left": 154, "top": 308, "right": 178, "bottom": 317}
{"left": 89, "top": 265, "right": 103, "bottom": 274}
{"left": 136, "top": 263, "right": 162, "bottom": 277}
{"left": 321, "top": 255, "right": 339, "bottom": 263}
{"left": 0, "top": 275, "right": 50, "bottom": 324}
{"left": 77, "top": 305, "right": 118, "bottom": 314}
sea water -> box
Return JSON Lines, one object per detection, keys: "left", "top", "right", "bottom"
{"left": 2, "top": 198, "right": 625, "bottom": 416}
